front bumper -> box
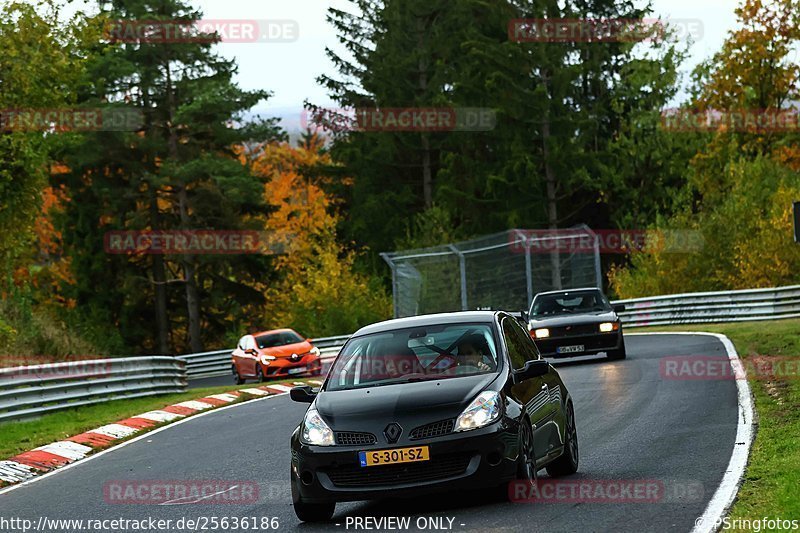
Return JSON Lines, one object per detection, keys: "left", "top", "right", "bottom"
{"left": 533, "top": 331, "right": 623, "bottom": 358}
{"left": 262, "top": 354, "right": 321, "bottom": 378}
{"left": 290, "top": 420, "right": 520, "bottom": 504}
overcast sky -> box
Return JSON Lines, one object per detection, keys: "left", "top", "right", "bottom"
{"left": 58, "top": 0, "right": 745, "bottom": 130}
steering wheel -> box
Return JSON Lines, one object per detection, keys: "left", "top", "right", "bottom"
{"left": 427, "top": 353, "right": 458, "bottom": 371}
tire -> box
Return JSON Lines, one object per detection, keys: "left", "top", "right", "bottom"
{"left": 233, "top": 365, "right": 245, "bottom": 385}
{"left": 255, "top": 364, "right": 266, "bottom": 383}
{"left": 504, "top": 418, "right": 537, "bottom": 502}
{"left": 293, "top": 501, "right": 335, "bottom": 522}
{"left": 607, "top": 337, "right": 626, "bottom": 360}
{"left": 546, "top": 401, "right": 579, "bottom": 477}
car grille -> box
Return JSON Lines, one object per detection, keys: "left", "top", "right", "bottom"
{"left": 335, "top": 432, "right": 377, "bottom": 446}
{"left": 409, "top": 419, "right": 454, "bottom": 440}
{"left": 550, "top": 324, "right": 601, "bottom": 337}
{"left": 324, "top": 453, "right": 472, "bottom": 487}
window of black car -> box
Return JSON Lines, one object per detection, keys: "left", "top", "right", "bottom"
{"left": 502, "top": 316, "right": 535, "bottom": 370}
{"left": 255, "top": 331, "right": 303, "bottom": 349}
{"left": 326, "top": 323, "right": 499, "bottom": 391}
{"left": 530, "top": 290, "right": 611, "bottom": 317}
{"left": 511, "top": 318, "right": 540, "bottom": 360}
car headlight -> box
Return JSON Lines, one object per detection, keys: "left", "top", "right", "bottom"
{"left": 260, "top": 354, "right": 276, "bottom": 365}
{"left": 309, "top": 346, "right": 320, "bottom": 357}
{"left": 455, "top": 391, "right": 502, "bottom": 432}
{"left": 534, "top": 328, "right": 550, "bottom": 339}
{"left": 301, "top": 409, "right": 335, "bottom": 446}
{"left": 599, "top": 322, "right": 619, "bottom": 333}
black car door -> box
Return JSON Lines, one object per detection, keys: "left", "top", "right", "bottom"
{"left": 501, "top": 316, "right": 555, "bottom": 462}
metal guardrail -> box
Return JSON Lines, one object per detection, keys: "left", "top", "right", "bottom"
{"left": 613, "top": 285, "right": 800, "bottom": 327}
{"left": 179, "top": 335, "right": 351, "bottom": 380}
{"left": 181, "top": 287, "right": 800, "bottom": 378}
{"left": 4, "top": 285, "right": 796, "bottom": 422}
{"left": 0, "top": 357, "right": 186, "bottom": 423}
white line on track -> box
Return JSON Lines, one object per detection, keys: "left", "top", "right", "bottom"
{"left": 160, "top": 485, "right": 241, "bottom": 506}
{"left": 0, "top": 393, "right": 290, "bottom": 498}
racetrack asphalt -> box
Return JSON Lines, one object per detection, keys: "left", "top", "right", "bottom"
{"left": 0, "top": 334, "right": 738, "bottom": 532}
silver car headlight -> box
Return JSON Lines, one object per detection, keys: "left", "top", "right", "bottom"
{"left": 301, "top": 409, "right": 335, "bottom": 446}
{"left": 310, "top": 346, "right": 320, "bottom": 357}
{"left": 455, "top": 391, "right": 502, "bottom": 432}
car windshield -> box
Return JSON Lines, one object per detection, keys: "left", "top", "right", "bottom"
{"left": 326, "top": 323, "right": 499, "bottom": 391}
{"left": 530, "top": 290, "right": 611, "bottom": 317}
{"left": 255, "top": 331, "right": 304, "bottom": 348}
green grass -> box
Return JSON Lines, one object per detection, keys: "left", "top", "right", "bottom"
{"left": 636, "top": 319, "right": 800, "bottom": 523}
{"left": 0, "top": 379, "right": 309, "bottom": 460}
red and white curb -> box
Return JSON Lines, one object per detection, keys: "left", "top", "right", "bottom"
{"left": 0, "top": 379, "right": 322, "bottom": 489}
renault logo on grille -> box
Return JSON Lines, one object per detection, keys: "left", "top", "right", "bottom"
{"left": 384, "top": 423, "right": 402, "bottom": 443}
{"left": 291, "top": 353, "right": 299, "bottom": 361}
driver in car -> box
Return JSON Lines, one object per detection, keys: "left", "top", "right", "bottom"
{"left": 455, "top": 334, "right": 494, "bottom": 372}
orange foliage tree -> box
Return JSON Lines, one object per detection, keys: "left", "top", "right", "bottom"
{"left": 244, "top": 134, "right": 390, "bottom": 337}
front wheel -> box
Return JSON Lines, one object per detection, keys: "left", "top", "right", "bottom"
{"left": 546, "top": 401, "right": 579, "bottom": 477}
{"left": 255, "top": 363, "right": 266, "bottom": 383}
{"left": 504, "top": 418, "right": 537, "bottom": 502}
{"left": 293, "top": 501, "right": 335, "bottom": 522}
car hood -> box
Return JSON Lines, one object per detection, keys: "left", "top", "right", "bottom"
{"left": 258, "top": 341, "right": 313, "bottom": 358}
{"left": 529, "top": 310, "right": 618, "bottom": 328}
{"left": 315, "top": 373, "right": 497, "bottom": 430}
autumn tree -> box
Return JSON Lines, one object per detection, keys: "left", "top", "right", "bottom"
{"left": 247, "top": 134, "right": 390, "bottom": 337}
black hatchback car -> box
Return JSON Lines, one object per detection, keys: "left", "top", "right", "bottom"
{"left": 525, "top": 288, "right": 626, "bottom": 360}
{"left": 289, "top": 311, "right": 578, "bottom": 522}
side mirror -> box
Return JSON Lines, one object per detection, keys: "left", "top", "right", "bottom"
{"left": 513, "top": 359, "right": 550, "bottom": 383}
{"left": 245, "top": 348, "right": 258, "bottom": 356}
{"left": 520, "top": 311, "right": 530, "bottom": 324}
{"left": 613, "top": 304, "right": 626, "bottom": 313}
{"left": 290, "top": 385, "right": 317, "bottom": 403}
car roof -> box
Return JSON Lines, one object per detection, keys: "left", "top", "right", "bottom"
{"left": 352, "top": 311, "right": 502, "bottom": 337}
{"left": 250, "top": 328, "right": 299, "bottom": 337}
{"left": 533, "top": 287, "right": 604, "bottom": 297}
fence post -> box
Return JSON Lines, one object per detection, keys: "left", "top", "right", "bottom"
{"left": 380, "top": 253, "right": 399, "bottom": 318}
{"left": 593, "top": 233, "right": 602, "bottom": 289}
{"left": 515, "top": 230, "right": 533, "bottom": 307}
{"left": 449, "top": 245, "right": 468, "bottom": 311}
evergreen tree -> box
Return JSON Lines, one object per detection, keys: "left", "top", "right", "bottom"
{"left": 57, "top": 0, "right": 282, "bottom": 353}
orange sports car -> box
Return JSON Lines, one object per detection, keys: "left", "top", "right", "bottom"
{"left": 232, "top": 328, "right": 322, "bottom": 383}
